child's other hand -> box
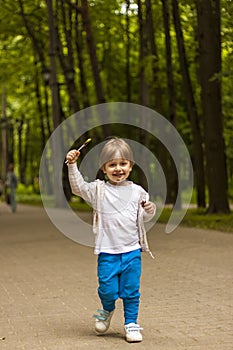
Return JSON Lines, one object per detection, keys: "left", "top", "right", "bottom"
{"left": 141, "top": 201, "right": 155, "bottom": 214}
{"left": 66, "top": 150, "right": 80, "bottom": 164}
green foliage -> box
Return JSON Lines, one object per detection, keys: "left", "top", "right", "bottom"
{"left": 17, "top": 183, "right": 35, "bottom": 195}
{"left": 0, "top": 0, "right": 232, "bottom": 215}
{"left": 69, "top": 200, "right": 92, "bottom": 212}
{"left": 228, "top": 178, "right": 233, "bottom": 201}
{"left": 16, "top": 193, "right": 42, "bottom": 206}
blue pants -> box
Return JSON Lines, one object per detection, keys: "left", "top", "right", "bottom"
{"left": 10, "top": 188, "right": 17, "bottom": 213}
{"left": 97, "top": 249, "right": 141, "bottom": 325}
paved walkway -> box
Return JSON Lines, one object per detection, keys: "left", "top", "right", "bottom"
{"left": 0, "top": 203, "right": 232, "bottom": 350}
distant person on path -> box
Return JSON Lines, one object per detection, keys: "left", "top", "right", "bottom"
{"left": 6, "top": 163, "right": 18, "bottom": 213}
{"left": 66, "top": 137, "right": 156, "bottom": 343}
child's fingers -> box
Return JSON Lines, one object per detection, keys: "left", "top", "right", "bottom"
{"left": 66, "top": 150, "right": 80, "bottom": 163}
{"left": 142, "top": 201, "right": 155, "bottom": 214}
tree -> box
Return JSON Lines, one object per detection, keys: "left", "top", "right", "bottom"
{"left": 125, "top": 0, "right": 131, "bottom": 102}
{"left": 80, "top": 0, "right": 105, "bottom": 104}
{"left": 46, "top": 0, "right": 63, "bottom": 129}
{"left": 145, "top": 0, "right": 163, "bottom": 114}
{"left": 161, "top": 0, "right": 179, "bottom": 207}
{"left": 80, "top": 0, "right": 111, "bottom": 137}
{"left": 172, "top": 0, "right": 206, "bottom": 208}
{"left": 0, "top": 0, "right": 232, "bottom": 210}
{"left": 196, "top": 0, "right": 230, "bottom": 213}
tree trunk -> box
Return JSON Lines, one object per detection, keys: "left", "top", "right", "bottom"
{"left": 80, "top": 0, "right": 105, "bottom": 104}
{"left": 46, "top": 0, "right": 63, "bottom": 130}
{"left": 125, "top": 0, "right": 131, "bottom": 102}
{"left": 17, "top": 118, "right": 24, "bottom": 183}
{"left": 145, "top": 0, "right": 163, "bottom": 114}
{"left": 58, "top": 0, "right": 80, "bottom": 112}
{"left": 137, "top": 0, "right": 150, "bottom": 140}
{"left": 46, "top": 0, "right": 66, "bottom": 208}
{"left": 161, "top": 0, "right": 176, "bottom": 125}
{"left": 196, "top": 0, "right": 230, "bottom": 213}
{"left": 80, "top": 0, "right": 111, "bottom": 137}
{"left": 1, "top": 87, "right": 7, "bottom": 193}
{"left": 17, "top": 116, "right": 29, "bottom": 185}
{"left": 137, "top": 0, "right": 150, "bottom": 107}
{"left": 23, "top": 120, "right": 30, "bottom": 185}
{"left": 137, "top": 0, "right": 151, "bottom": 191}
{"left": 35, "top": 61, "right": 46, "bottom": 152}
{"left": 74, "top": 0, "right": 90, "bottom": 108}
{"left": 161, "top": 0, "right": 180, "bottom": 208}
{"left": 172, "top": 0, "right": 206, "bottom": 208}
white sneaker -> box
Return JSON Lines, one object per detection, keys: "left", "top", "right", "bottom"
{"left": 93, "top": 309, "right": 114, "bottom": 334}
{"left": 125, "top": 323, "right": 143, "bottom": 342}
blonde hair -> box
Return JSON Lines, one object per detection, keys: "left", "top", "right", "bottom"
{"left": 99, "top": 137, "right": 134, "bottom": 169}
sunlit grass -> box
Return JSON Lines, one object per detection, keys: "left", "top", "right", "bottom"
{"left": 158, "top": 207, "right": 233, "bottom": 233}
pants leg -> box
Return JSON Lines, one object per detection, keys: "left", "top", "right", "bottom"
{"left": 119, "top": 249, "right": 141, "bottom": 325}
{"left": 97, "top": 253, "right": 120, "bottom": 312}
{"left": 10, "top": 188, "right": 16, "bottom": 213}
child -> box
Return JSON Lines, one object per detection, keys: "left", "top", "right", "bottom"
{"left": 66, "top": 137, "right": 156, "bottom": 342}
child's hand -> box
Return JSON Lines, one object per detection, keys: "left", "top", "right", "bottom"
{"left": 141, "top": 201, "right": 155, "bottom": 214}
{"left": 66, "top": 150, "right": 80, "bottom": 164}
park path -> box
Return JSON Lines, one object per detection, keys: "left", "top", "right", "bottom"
{"left": 0, "top": 203, "right": 232, "bottom": 350}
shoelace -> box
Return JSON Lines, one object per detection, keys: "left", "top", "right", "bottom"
{"left": 93, "top": 309, "right": 109, "bottom": 321}
{"left": 126, "top": 324, "right": 143, "bottom": 332}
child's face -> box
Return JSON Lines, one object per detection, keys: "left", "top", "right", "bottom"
{"left": 103, "top": 158, "right": 133, "bottom": 185}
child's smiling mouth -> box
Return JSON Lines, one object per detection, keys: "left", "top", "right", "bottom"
{"left": 113, "top": 172, "right": 125, "bottom": 177}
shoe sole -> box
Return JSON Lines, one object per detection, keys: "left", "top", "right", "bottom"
{"left": 126, "top": 336, "right": 143, "bottom": 342}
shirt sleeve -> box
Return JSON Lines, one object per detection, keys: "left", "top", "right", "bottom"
{"left": 68, "top": 163, "right": 97, "bottom": 206}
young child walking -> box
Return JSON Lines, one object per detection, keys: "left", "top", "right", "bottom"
{"left": 66, "top": 137, "right": 156, "bottom": 342}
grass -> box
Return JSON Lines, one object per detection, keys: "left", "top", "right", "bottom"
{"left": 16, "top": 193, "right": 233, "bottom": 233}
{"left": 158, "top": 207, "right": 233, "bottom": 233}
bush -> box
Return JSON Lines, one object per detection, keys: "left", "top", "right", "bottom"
{"left": 17, "top": 183, "right": 35, "bottom": 195}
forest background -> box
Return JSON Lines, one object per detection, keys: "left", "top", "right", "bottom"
{"left": 0, "top": 0, "right": 232, "bottom": 227}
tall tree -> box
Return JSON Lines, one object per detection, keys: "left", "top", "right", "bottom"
{"left": 196, "top": 0, "right": 230, "bottom": 213}
{"left": 172, "top": 0, "right": 206, "bottom": 208}
{"left": 145, "top": 0, "right": 163, "bottom": 114}
{"left": 137, "top": 0, "right": 150, "bottom": 107}
{"left": 46, "top": 0, "right": 63, "bottom": 130}
{"left": 161, "top": 0, "right": 179, "bottom": 207}
{"left": 80, "top": 0, "right": 105, "bottom": 104}
{"left": 125, "top": 0, "right": 131, "bottom": 102}
{"left": 136, "top": 0, "right": 152, "bottom": 190}
{"left": 161, "top": 0, "right": 176, "bottom": 125}
{"left": 57, "top": 0, "right": 80, "bottom": 112}
{"left": 80, "top": 0, "right": 111, "bottom": 138}
{"left": 46, "top": 0, "right": 66, "bottom": 207}
{"left": 74, "top": 0, "right": 90, "bottom": 108}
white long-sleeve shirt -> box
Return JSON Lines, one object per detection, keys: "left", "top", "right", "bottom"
{"left": 68, "top": 163, "right": 156, "bottom": 256}
{"left": 98, "top": 181, "right": 144, "bottom": 254}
